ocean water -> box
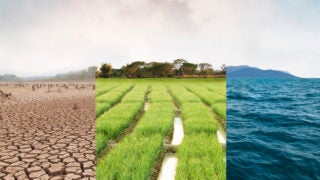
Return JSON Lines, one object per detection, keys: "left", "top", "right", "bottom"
{"left": 227, "top": 78, "right": 320, "bottom": 180}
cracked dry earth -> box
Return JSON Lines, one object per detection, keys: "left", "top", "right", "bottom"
{"left": 0, "top": 83, "right": 95, "bottom": 180}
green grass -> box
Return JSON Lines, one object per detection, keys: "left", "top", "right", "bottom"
{"left": 96, "top": 84, "right": 133, "bottom": 104}
{"left": 96, "top": 85, "right": 149, "bottom": 155}
{"left": 95, "top": 83, "right": 118, "bottom": 97}
{"left": 149, "top": 85, "right": 172, "bottom": 103}
{"left": 96, "top": 102, "right": 111, "bottom": 117}
{"left": 168, "top": 85, "right": 201, "bottom": 104}
{"left": 121, "top": 85, "right": 149, "bottom": 103}
{"left": 211, "top": 102, "right": 226, "bottom": 120}
{"left": 200, "top": 81, "right": 226, "bottom": 97}
{"left": 96, "top": 78, "right": 226, "bottom": 179}
{"left": 185, "top": 84, "right": 226, "bottom": 120}
{"left": 181, "top": 102, "right": 219, "bottom": 135}
{"left": 97, "top": 85, "right": 174, "bottom": 178}
{"left": 96, "top": 102, "right": 143, "bottom": 155}
{"left": 169, "top": 84, "right": 226, "bottom": 179}
{"left": 97, "top": 135, "right": 163, "bottom": 180}
{"left": 96, "top": 133, "right": 108, "bottom": 155}
{"left": 176, "top": 134, "right": 226, "bottom": 180}
{"left": 96, "top": 102, "right": 143, "bottom": 135}
{"left": 134, "top": 102, "right": 174, "bottom": 137}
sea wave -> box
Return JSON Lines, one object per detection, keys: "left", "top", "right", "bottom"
{"left": 227, "top": 78, "right": 320, "bottom": 180}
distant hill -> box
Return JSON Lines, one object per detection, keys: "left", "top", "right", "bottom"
{"left": 227, "top": 66, "right": 299, "bottom": 78}
{"left": 227, "top": 65, "right": 250, "bottom": 74}
{"left": 0, "top": 67, "right": 95, "bottom": 82}
{"left": 0, "top": 74, "right": 21, "bottom": 81}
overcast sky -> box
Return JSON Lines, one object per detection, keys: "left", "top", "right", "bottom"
{"left": 0, "top": 0, "right": 319, "bottom": 77}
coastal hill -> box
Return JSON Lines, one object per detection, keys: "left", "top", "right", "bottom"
{"left": 227, "top": 65, "right": 299, "bottom": 78}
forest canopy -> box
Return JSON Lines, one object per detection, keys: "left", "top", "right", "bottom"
{"left": 97, "top": 59, "right": 225, "bottom": 78}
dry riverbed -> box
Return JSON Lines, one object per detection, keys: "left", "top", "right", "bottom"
{"left": 0, "top": 82, "right": 95, "bottom": 180}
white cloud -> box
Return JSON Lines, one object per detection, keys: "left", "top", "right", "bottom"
{"left": 0, "top": 0, "right": 319, "bottom": 77}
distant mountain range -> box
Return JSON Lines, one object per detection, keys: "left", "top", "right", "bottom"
{"left": 227, "top": 65, "right": 299, "bottom": 78}
{"left": 0, "top": 74, "right": 21, "bottom": 81}
{"left": 0, "top": 74, "right": 52, "bottom": 81}
{"left": 0, "top": 67, "right": 95, "bottom": 82}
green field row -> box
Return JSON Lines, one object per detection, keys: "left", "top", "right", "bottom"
{"left": 169, "top": 84, "right": 226, "bottom": 179}
{"left": 96, "top": 85, "right": 148, "bottom": 155}
{"left": 185, "top": 84, "right": 226, "bottom": 120}
{"left": 97, "top": 85, "right": 174, "bottom": 179}
{"left": 95, "top": 78, "right": 226, "bottom": 179}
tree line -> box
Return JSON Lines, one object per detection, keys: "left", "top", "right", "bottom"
{"left": 97, "top": 59, "right": 226, "bottom": 78}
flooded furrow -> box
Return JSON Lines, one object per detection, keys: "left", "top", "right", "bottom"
{"left": 157, "top": 100, "right": 184, "bottom": 180}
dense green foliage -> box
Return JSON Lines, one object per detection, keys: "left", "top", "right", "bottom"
{"left": 96, "top": 59, "right": 226, "bottom": 78}
{"left": 99, "top": 63, "right": 112, "bottom": 78}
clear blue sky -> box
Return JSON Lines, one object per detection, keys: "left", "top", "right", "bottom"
{"left": 0, "top": 0, "right": 319, "bottom": 77}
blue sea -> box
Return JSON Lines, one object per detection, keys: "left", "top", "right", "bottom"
{"left": 227, "top": 78, "right": 320, "bottom": 180}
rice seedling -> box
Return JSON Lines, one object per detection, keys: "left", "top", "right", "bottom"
{"left": 96, "top": 84, "right": 133, "bottom": 104}
{"left": 96, "top": 78, "right": 226, "bottom": 179}
{"left": 169, "top": 84, "right": 226, "bottom": 179}
{"left": 185, "top": 85, "right": 226, "bottom": 120}
{"left": 176, "top": 133, "right": 226, "bottom": 180}
{"left": 97, "top": 85, "right": 174, "bottom": 178}
{"left": 95, "top": 83, "right": 118, "bottom": 97}
{"left": 96, "top": 102, "right": 111, "bottom": 117}
{"left": 97, "top": 135, "right": 163, "bottom": 179}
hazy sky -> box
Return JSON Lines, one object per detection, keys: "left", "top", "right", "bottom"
{"left": 0, "top": 0, "right": 319, "bottom": 77}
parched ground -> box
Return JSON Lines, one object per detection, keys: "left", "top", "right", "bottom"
{"left": 0, "top": 82, "right": 95, "bottom": 180}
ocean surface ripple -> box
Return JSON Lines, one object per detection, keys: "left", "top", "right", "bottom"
{"left": 227, "top": 78, "right": 320, "bottom": 180}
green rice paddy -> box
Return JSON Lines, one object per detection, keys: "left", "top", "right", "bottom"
{"left": 95, "top": 78, "right": 226, "bottom": 179}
